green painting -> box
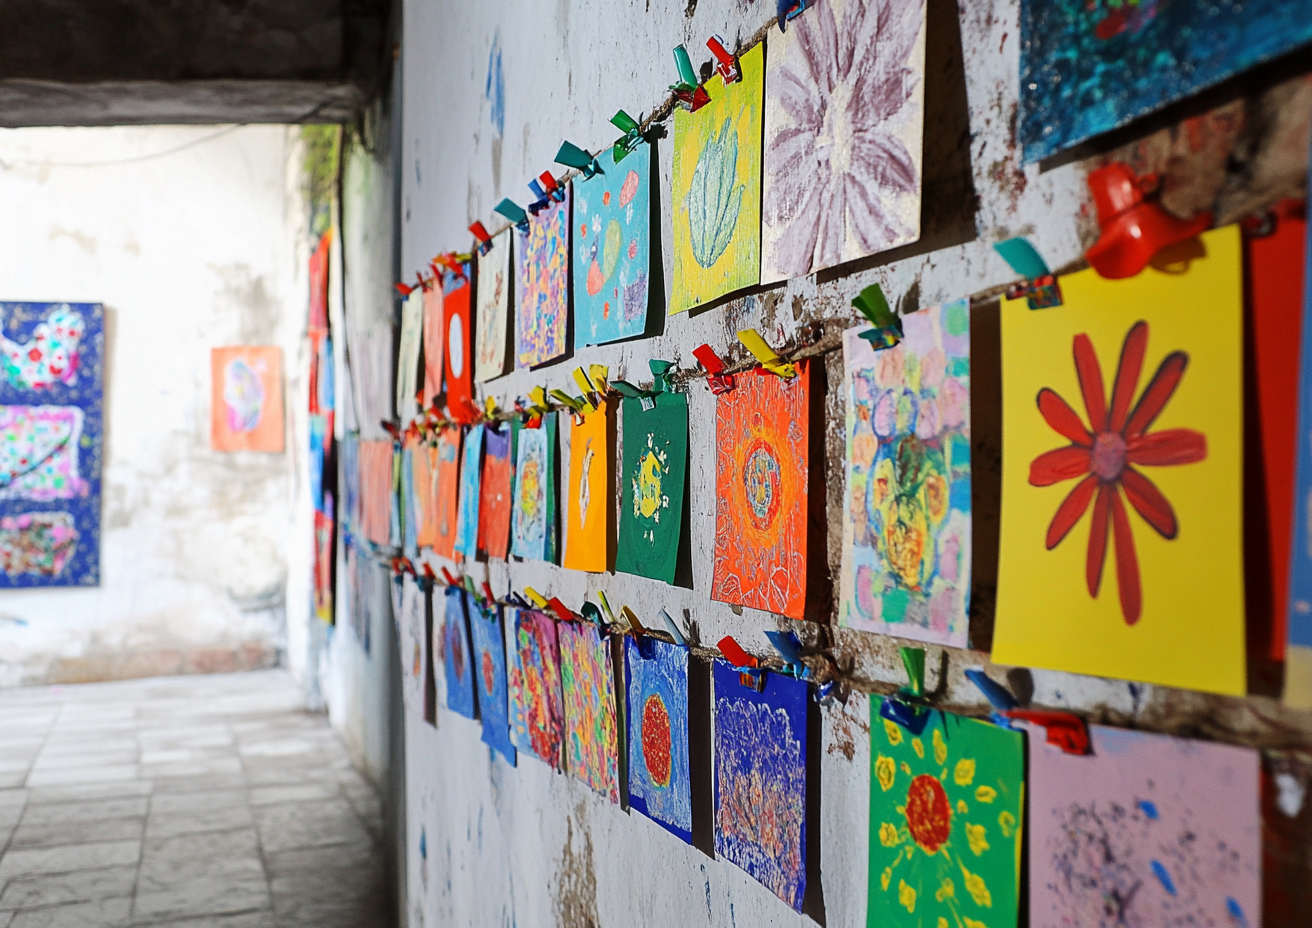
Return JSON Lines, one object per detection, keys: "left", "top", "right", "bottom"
{"left": 616, "top": 392, "right": 688, "bottom": 584}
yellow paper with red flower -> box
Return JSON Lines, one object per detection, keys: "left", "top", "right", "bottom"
{"left": 993, "top": 226, "right": 1246, "bottom": 695}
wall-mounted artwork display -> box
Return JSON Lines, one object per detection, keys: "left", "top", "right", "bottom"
{"left": 411, "top": 440, "right": 440, "bottom": 549}
{"left": 868, "top": 708, "right": 1025, "bottom": 928}
{"left": 510, "top": 418, "right": 557, "bottom": 562}
{"left": 422, "top": 283, "right": 444, "bottom": 407}
{"left": 616, "top": 392, "right": 688, "bottom": 584}
{"left": 625, "top": 636, "right": 691, "bottom": 842}
{"left": 434, "top": 426, "right": 462, "bottom": 561}
{"left": 516, "top": 190, "right": 570, "bottom": 368}
{"left": 210, "top": 346, "right": 284, "bottom": 453}
{"left": 441, "top": 589, "right": 477, "bottom": 720}
{"left": 563, "top": 401, "right": 610, "bottom": 573}
{"left": 454, "top": 424, "right": 482, "bottom": 559}
{"left": 395, "top": 576, "right": 427, "bottom": 718}
{"left": 359, "top": 440, "right": 394, "bottom": 547}
{"left": 762, "top": 0, "right": 926, "bottom": 282}
{"left": 0, "top": 302, "right": 103, "bottom": 587}
{"left": 508, "top": 608, "right": 565, "bottom": 767}
{"left": 711, "top": 365, "right": 810, "bottom": 619}
{"left": 1285, "top": 183, "right": 1312, "bottom": 706}
{"left": 396, "top": 288, "right": 424, "bottom": 420}
{"left": 713, "top": 661, "right": 807, "bottom": 911}
{"left": 573, "top": 145, "right": 650, "bottom": 347}
{"left": 670, "top": 44, "right": 764, "bottom": 314}
{"left": 480, "top": 423, "right": 514, "bottom": 560}
{"left": 559, "top": 621, "right": 619, "bottom": 802}
{"left": 443, "top": 265, "right": 474, "bottom": 417}
{"left": 994, "top": 227, "right": 1246, "bottom": 695}
{"left": 840, "top": 301, "right": 972, "bottom": 647}
{"left": 469, "top": 602, "right": 516, "bottom": 765}
{"left": 475, "top": 233, "right": 512, "bottom": 382}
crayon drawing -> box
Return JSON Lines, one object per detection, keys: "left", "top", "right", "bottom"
{"left": 480, "top": 424, "right": 514, "bottom": 560}
{"left": 396, "top": 288, "right": 423, "bottom": 420}
{"left": 616, "top": 393, "right": 688, "bottom": 584}
{"left": 210, "top": 346, "right": 284, "bottom": 452}
{"left": 510, "top": 419, "right": 556, "bottom": 562}
{"left": 434, "top": 426, "right": 462, "bottom": 561}
{"left": 441, "top": 589, "right": 477, "bottom": 720}
{"left": 516, "top": 189, "right": 570, "bottom": 368}
{"left": 625, "top": 636, "right": 691, "bottom": 842}
{"left": 474, "top": 233, "right": 511, "bottom": 382}
{"left": 443, "top": 267, "right": 474, "bottom": 418}
{"left": 573, "top": 145, "right": 650, "bottom": 347}
{"left": 394, "top": 576, "right": 427, "bottom": 718}
{"left": 469, "top": 602, "right": 516, "bottom": 765}
{"left": 411, "top": 440, "right": 440, "bottom": 549}
{"left": 422, "top": 284, "right": 444, "bottom": 406}
{"left": 507, "top": 608, "right": 564, "bottom": 767}
{"left": 454, "top": 424, "right": 482, "bottom": 558}
{"left": 563, "top": 401, "right": 609, "bottom": 573}
{"left": 559, "top": 622, "right": 619, "bottom": 802}
{"left": 359, "top": 440, "right": 394, "bottom": 546}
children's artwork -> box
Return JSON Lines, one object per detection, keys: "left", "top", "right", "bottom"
{"left": 422, "top": 284, "right": 444, "bottom": 407}
{"left": 711, "top": 365, "right": 810, "bottom": 619}
{"left": 359, "top": 440, "right": 394, "bottom": 547}
{"left": 0, "top": 302, "right": 103, "bottom": 587}
{"left": 411, "top": 440, "right": 440, "bottom": 549}
{"left": 563, "top": 401, "right": 610, "bottom": 573}
{"left": 480, "top": 423, "right": 514, "bottom": 560}
{"left": 868, "top": 708, "right": 1025, "bottom": 928}
{"left": 474, "top": 233, "right": 512, "bottom": 382}
{"left": 210, "top": 347, "right": 284, "bottom": 452}
{"left": 1290, "top": 179, "right": 1312, "bottom": 705}
{"left": 994, "top": 227, "right": 1246, "bottom": 694}
{"left": 840, "top": 302, "right": 972, "bottom": 647}
{"left": 1019, "top": 0, "right": 1312, "bottom": 162}
{"left": 713, "top": 660, "right": 808, "bottom": 910}
{"left": 313, "top": 496, "right": 335, "bottom": 623}
{"left": 558, "top": 621, "right": 619, "bottom": 802}
{"left": 625, "top": 636, "right": 691, "bottom": 842}
{"left": 434, "top": 426, "right": 462, "bottom": 561}
{"left": 761, "top": 0, "right": 926, "bottom": 283}
{"left": 454, "top": 424, "right": 482, "bottom": 559}
{"left": 442, "top": 267, "right": 474, "bottom": 417}
{"left": 441, "top": 589, "right": 477, "bottom": 719}
{"left": 670, "top": 43, "right": 764, "bottom": 314}
{"left": 468, "top": 602, "right": 516, "bottom": 765}
{"left": 507, "top": 608, "right": 564, "bottom": 767}
{"left": 573, "top": 145, "right": 650, "bottom": 347}
{"left": 1025, "top": 723, "right": 1260, "bottom": 928}
{"left": 515, "top": 189, "right": 570, "bottom": 368}
{"left": 510, "top": 418, "right": 556, "bottom": 562}
{"left": 395, "top": 576, "right": 427, "bottom": 717}
{"left": 616, "top": 392, "right": 688, "bottom": 584}
{"left": 396, "top": 288, "right": 423, "bottom": 420}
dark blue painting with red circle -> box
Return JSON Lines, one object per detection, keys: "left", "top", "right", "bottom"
{"left": 624, "top": 635, "right": 691, "bottom": 843}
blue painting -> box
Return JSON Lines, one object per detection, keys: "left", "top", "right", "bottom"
{"left": 0, "top": 302, "right": 103, "bottom": 588}
{"left": 573, "top": 144, "right": 651, "bottom": 348}
{"left": 1020, "top": 0, "right": 1312, "bottom": 162}
{"left": 468, "top": 599, "right": 516, "bottom": 765}
{"left": 454, "top": 424, "right": 483, "bottom": 558}
{"left": 1287, "top": 154, "right": 1312, "bottom": 708}
{"left": 442, "top": 588, "right": 477, "bottom": 720}
{"left": 713, "top": 661, "right": 808, "bottom": 911}
{"left": 625, "top": 636, "right": 691, "bottom": 842}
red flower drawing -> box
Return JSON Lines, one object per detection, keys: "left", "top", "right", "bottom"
{"left": 1029, "top": 321, "right": 1207, "bottom": 624}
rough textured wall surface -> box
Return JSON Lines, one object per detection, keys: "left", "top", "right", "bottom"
{"left": 388, "top": 1, "right": 1312, "bottom": 925}
{"left": 0, "top": 125, "right": 310, "bottom": 689}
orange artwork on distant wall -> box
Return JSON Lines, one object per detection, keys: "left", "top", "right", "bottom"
{"left": 210, "top": 347, "right": 284, "bottom": 452}
{"left": 434, "top": 426, "right": 462, "bottom": 560}
{"left": 410, "top": 437, "right": 440, "bottom": 548}
{"left": 422, "top": 285, "right": 444, "bottom": 408}
{"left": 359, "top": 440, "right": 394, "bottom": 547}
{"left": 711, "top": 364, "right": 810, "bottom": 619}
{"left": 480, "top": 424, "right": 514, "bottom": 560}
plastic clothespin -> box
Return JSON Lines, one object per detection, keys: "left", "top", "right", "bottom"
{"left": 995, "top": 237, "right": 1063, "bottom": 309}
{"left": 692, "top": 344, "right": 735, "bottom": 394}
{"left": 522, "top": 587, "right": 550, "bottom": 610}
{"left": 737, "top": 330, "right": 796, "bottom": 378}
{"left": 658, "top": 609, "right": 687, "bottom": 647}
{"left": 610, "top": 110, "right": 644, "bottom": 164}
{"left": 439, "top": 566, "right": 459, "bottom": 589}
{"left": 613, "top": 359, "right": 673, "bottom": 409}
{"left": 898, "top": 646, "right": 926, "bottom": 700}
{"left": 706, "top": 35, "right": 741, "bottom": 83}
{"left": 572, "top": 366, "right": 607, "bottom": 412}
{"left": 596, "top": 591, "right": 620, "bottom": 626}
{"left": 777, "top": 0, "right": 811, "bottom": 31}
{"left": 539, "top": 171, "right": 566, "bottom": 203}
{"left": 546, "top": 597, "right": 577, "bottom": 623}
{"left": 547, "top": 388, "right": 586, "bottom": 417}
{"left": 481, "top": 581, "right": 497, "bottom": 607}
{"left": 619, "top": 605, "right": 647, "bottom": 637}
{"left": 764, "top": 630, "right": 808, "bottom": 679}
{"left": 670, "top": 46, "right": 711, "bottom": 112}
{"left": 468, "top": 221, "right": 494, "bottom": 256}
{"left": 717, "top": 636, "right": 762, "bottom": 690}
{"left": 493, "top": 198, "right": 530, "bottom": 233}
{"left": 815, "top": 680, "right": 848, "bottom": 707}
{"left": 964, "top": 668, "right": 1020, "bottom": 728}
{"left": 579, "top": 601, "right": 606, "bottom": 629}
{"left": 881, "top": 646, "right": 932, "bottom": 734}
{"left": 556, "top": 141, "right": 602, "bottom": 180}
{"left": 394, "top": 280, "right": 415, "bottom": 296}
{"left": 852, "top": 283, "right": 903, "bottom": 349}
{"left": 505, "top": 591, "right": 532, "bottom": 609}
{"left": 1001, "top": 710, "right": 1091, "bottom": 755}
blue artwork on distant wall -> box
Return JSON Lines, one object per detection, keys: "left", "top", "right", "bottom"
{"left": 469, "top": 600, "right": 516, "bottom": 765}
{"left": 0, "top": 302, "right": 103, "bottom": 588}
{"left": 442, "top": 588, "right": 478, "bottom": 720}
{"left": 625, "top": 636, "right": 691, "bottom": 843}
{"left": 1020, "top": 0, "right": 1312, "bottom": 162}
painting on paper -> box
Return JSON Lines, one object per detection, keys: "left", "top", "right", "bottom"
{"left": 563, "top": 401, "right": 609, "bottom": 573}
{"left": 454, "top": 424, "right": 482, "bottom": 559}
{"left": 474, "top": 233, "right": 512, "bottom": 382}
{"left": 421, "top": 283, "right": 443, "bottom": 407}
{"left": 1025, "top": 723, "right": 1259, "bottom": 928}
{"left": 480, "top": 423, "right": 514, "bottom": 560}
{"left": 573, "top": 145, "right": 650, "bottom": 347}
{"left": 712, "top": 365, "right": 810, "bottom": 619}
{"left": 507, "top": 608, "right": 564, "bottom": 767}
{"left": 359, "top": 440, "right": 394, "bottom": 547}
{"left": 516, "top": 189, "right": 570, "bottom": 368}
{"left": 0, "top": 302, "right": 103, "bottom": 588}
{"left": 510, "top": 418, "right": 556, "bottom": 563}
{"left": 441, "top": 589, "right": 477, "bottom": 719}
{"left": 442, "top": 266, "right": 475, "bottom": 418}
{"left": 616, "top": 393, "right": 688, "bottom": 584}
{"left": 840, "top": 301, "right": 972, "bottom": 647}
{"left": 1289, "top": 171, "right": 1312, "bottom": 705}
{"left": 559, "top": 622, "right": 619, "bottom": 802}
{"left": 395, "top": 576, "right": 427, "bottom": 718}
{"left": 868, "top": 707, "right": 1024, "bottom": 928}
{"left": 761, "top": 0, "right": 926, "bottom": 283}
{"left": 210, "top": 347, "right": 284, "bottom": 452}
{"left": 670, "top": 43, "right": 764, "bottom": 314}
{"left": 433, "top": 426, "right": 462, "bottom": 561}
{"left": 625, "top": 636, "right": 691, "bottom": 842}
{"left": 469, "top": 602, "right": 516, "bottom": 765}
{"left": 396, "top": 288, "right": 423, "bottom": 420}
{"left": 714, "top": 660, "right": 807, "bottom": 910}
{"left": 994, "top": 226, "right": 1246, "bottom": 695}
{"left": 410, "top": 440, "right": 440, "bottom": 548}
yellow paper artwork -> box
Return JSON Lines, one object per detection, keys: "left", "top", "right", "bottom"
{"left": 563, "top": 401, "right": 611, "bottom": 573}
{"left": 993, "top": 226, "right": 1245, "bottom": 695}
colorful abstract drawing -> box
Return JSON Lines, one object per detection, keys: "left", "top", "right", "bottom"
{"left": 1289, "top": 165, "right": 1312, "bottom": 705}
{"left": 410, "top": 439, "right": 440, "bottom": 549}
{"left": 441, "top": 589, "right": 477, "bottom": 719}
{"left": 558, "top": 622, "right": 619, "bottom": 802}
{"left": 840, "top": 302, "right": 972, "bottom": 647}
{"left": 469, "top": 602, "right": 516, "bottom": 764}
{"left": 1024, "top": 723, "right": 1260, "bottom": 928}
{"left": 399, "top": 439, "right": 419, "bottom": 557}
{"left": 515, "top": 189, "right": 570, "bottom": 368}
{"left": 712, "top": 365, "right": 810, "bottom": 619}
{"left": 0, "top": 302, "right": 102, "bottom": 588}
{"left": 625, "top": 636, "right": 691, "bottom": 842}
{"left": 479, "top": 423, "right": 514, "bottom": 559}
{"left": 397, "top": 288, "right": 424, "bottom": 420}
{"left": 762, "top": 0, "right": 926, "bottom": 283}
{"left": 510, "top": 419, "right": 556, "bottom": 562}
{"left": 210, "top": 347, "right": 285, "bottom": 452}
{"left": 670, "top": 43, "right": 764, "bottom": 314}
{"left": 454, "top": 424, "right": 482, "bottom": 559}
{"left": 573, "top": 145, "right": 650, "bottom": 347}
{"left": 868, "top": 707, "right": 1024, "bottom": 928}
{"left": 616, "top": 392, "right": 688, "bottom": 584}
{"left": 474, "top": 233, "right": 512, "bottom": 382}
{"left": 395, "top": 576, "right": 428, "bottom": 717}
{"left": 422, "top": 284, "right": 444, "bottom": 407}
{"left": 359, "top": 440, "right": 394, "bottom": 547}
{"left": 713, "top": 661, "right": 808, "bottom": 910}
{"left": 434, "top": 426, "right": 462, "bottom": 561}
{"left": 1020, "top": 0, "right": 1312, "bottom": 162}
{"left": 994, "top": 227, "right": 1245, "bottom": 695}
{"left": 507, "top": 608, "right": 564, "bottom": 766}
{"left": 563, "top": 401, "right": 609, "bottom": 572}
{"left": 313, "top": 494, "right": 334, "bottom": 623}
{"left": 443, "top": 267, "right": 474, "bottom": 418}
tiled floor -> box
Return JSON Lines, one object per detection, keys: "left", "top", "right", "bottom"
{"left": 0, "top": 670, "right": 389, "bottom": 927}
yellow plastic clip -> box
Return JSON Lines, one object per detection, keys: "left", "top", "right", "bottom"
{"left": 620, "top": 606, "right": 648, "bottom": 637}
{"left": 523, "top": 587, "right": 550, "bottom": 609}
{"left": 572, "top": 366, "right": 606, "bottom": 413}
{"left": 484, "top": 396, "right": 499, "bottom": 418}
{"left": 548, "top": 389, "right": 585, "bottom": 413}
{"left": 736, "top": 329, "right": 795, "bottom": 378}
{"left": 527, "top": 386, "right": 551, "bottom": 416}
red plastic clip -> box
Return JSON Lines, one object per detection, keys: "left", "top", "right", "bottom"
{"left": 692, "top": 343, "right": 736, "bottom": 394}
{"left": 440, "top": 567, "right": 459, "bottom": 588}
{"left": 394, "top": 281, "right": 415, "bottom": 296}
{"left": 1001, "top": 710, "right": 1091, "bottom": 755}
{"left": 717, "top": 636, "right": 761, "bottom": 688}
{"left": 381, "top": 421, "right": 401, "bottom": 441}
{"left": 547, "top": 597, "right": 577, "bottom": 623}
{"left": 706, "top": 36, "right": 741, "bottom": 83}
{"left": 481, "top": 582, "right": 496, "bottom": 606}
{"left": 537, "top": 171, "right": 562, "bottom": 200}
{"left": 469, "top": 221, "right": 494, "bottom": 256}
{"left": 1084, "top": 162, "right": 1211, "bottom": 280}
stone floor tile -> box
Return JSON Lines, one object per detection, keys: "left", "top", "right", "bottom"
{"left": 24, "top": 781, "right": 151, "bottom": 805}
{"left": 150, "top": 774, "right": 246, "bottom": 794}
{"left": 23, "top": 766, "right": 139, "bottom": 789}
{"left": 18, "top": 798, "right": 148, "bottom": 826}
{"left": 145, "top": 804, "right": 253, "bottom": 838}
{"left": 140, "top": 828, "right": 259, "bottom": 865}
{"left": 131, "top": 912, "right": 276, "bottom": 928}
{"left": 0, "top": 865, "right": 137, "bottom": 910}
{"left": 132, "top": 878, "right": 270, "bottom": 922}
{"left": 252, "top": 802, "right": 371, "bottom": 854}
{"left": 147, "top": 790, "right": 246, "bottom": 815}
{"left": 6, "top": 896, "right": 132, "bottom": 928}
{"left": 0, "top": 840, "right": 140, "bottom": 881}
{"left": 246, "top": 782, "right": 339, "bottom": 807}
{"left": 9, "top": 816, "right": 144, "bottom": 850}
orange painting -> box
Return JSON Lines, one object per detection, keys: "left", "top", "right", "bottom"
{"left": 359, "top": 440, "right": 394, "bottom": 547}
{"left": 711, "top": 364, "right": 810, "bottom": 619}
{"left": 434, "top": 426, "right": 462, "bottom": 560}
{"left": 563, "top": 402, "right": 611, "bottom": 572}
{"left": 422, "top": 285, "right": 444, "bottom": 408}
{"left": 480, "top": 424, "right": 514, "bottom": 559}
{"left": 410, "top": 437, "right": 440, "bottom": 548}
{"left": 210, "top": 347, "right": 284, "bottom": 452}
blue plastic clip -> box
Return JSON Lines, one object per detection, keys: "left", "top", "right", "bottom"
{"left": 965, "top": 668, "right": 1021, "bottom": 729}
{"left": 658, "top": 609, "right": 687, "bottom": 647}
{"left": 764, "top": 630, "right": 809, "bottom": 679}
{"left": 994, "top": 237, "right": 1063, "bottom": 309}
{"left": 555, "top": 141, "right": 602, "bottom": 180}
{"left": 879, "top": 696, "right": 931, "bottom": 736}
{"left": 777, "top": 0, "right": 811, "bottom": 31}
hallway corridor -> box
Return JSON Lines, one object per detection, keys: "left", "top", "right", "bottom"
{"left": 0, "top": 671, "right": 389, "bottom": 928}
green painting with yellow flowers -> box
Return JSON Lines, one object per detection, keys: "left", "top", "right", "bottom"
{"left": 868, "top": 708, "right": 1024, "bottom": 928}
